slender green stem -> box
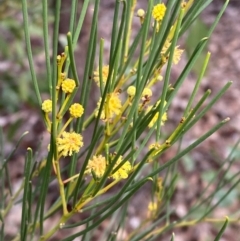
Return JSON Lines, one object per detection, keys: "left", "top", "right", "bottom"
{"left": 21, "top": 0, "right": 42, "bottom": 107}
{"left": 82, "top": 112, "right": 95, "bottom": 130}
{"left": 157, "top": 6, "right": 184, "bottom": 141}
{"left": 20, "top": 148, "right": 32, "bottom": 241}
{"left": 69, "top": 0, "right": 78, "bottom": 34}
{"left": 184, "top": 52, "right": 211, "bottom": 116}
{"left": 67, "top": 32, "right": 79, "bottom": 86}
{"left": 214, "top": 217, "right": 229, "bottom": 241}
{"left": 55, "top": 159, "right": 68, "bottom": 215}
{"left": 99, "top": 39, "right": 104, "bottom": 95}
{"left": 52, "top": 0, "right": 61, "bottom": 91}
{"left": 42, "top": 0, "right": 52, "bottom": 95}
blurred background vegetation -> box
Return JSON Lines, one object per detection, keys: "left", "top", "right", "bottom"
{"left": 0, "top": 0, "right": 51, "bottom": 112}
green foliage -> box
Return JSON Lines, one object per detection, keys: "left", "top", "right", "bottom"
{"left": 1, "top": 0, "right": 238, "bottom": 241}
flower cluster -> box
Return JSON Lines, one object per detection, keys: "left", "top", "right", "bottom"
{"left": 86, "top": 155, "right": 131, "bottom": 180}
{"left": 43, "top": 50, "right": 86, "bottom": 159}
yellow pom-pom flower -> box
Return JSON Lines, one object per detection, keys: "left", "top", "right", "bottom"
{"left": 61, "top": 78, "right": 76, "bottom": 94}
{"left": 111, "top": 156, "right": 131, "bottom": 180}
{"left": 42, "top": 99, "right": 52, "bottom": 113}
{"left": 137, "top": 9, "right": 145, "bottom": 18}
{"left": 147, "top": 101, "right": 168, "bottom": 128}
{"left": 137, "top": 9, "right": 145, "bottom": 24}
{"left": 86, "top": 155, "right": 107, "bottom": 178}
{"left": 157, "top": 75, "right": 163, "bottom": 81}
{"left": 69, "top": 103, "right": 84, "bottom": 118}
{"left": 142, "top": 88, "right": 152, "bottom": 97}
{"left": 57, "top": 131, "right": 83, "bottom": 156}
{"left": 127, "top": 86, "right": 136, "bottom": 97}
{"left": 95, "top": 93, "right": 122, "bottom": 120}
{"left": 152, "top": 3, "right": 166, "bottom": 21}
{"left": 107, "top": 93, "right": 122, "bottom": 117}
{"left": 93, "top": 65, "right": 109, "bottom": 87}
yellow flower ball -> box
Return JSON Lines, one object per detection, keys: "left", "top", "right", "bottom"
{"left": 127, "top": 86, "right": 136, "bottom": 96}
{"left": 152, "top": 3, "right": 166, "bottom": 21}
{"left": 69, "top": 103, "right": 84, "bottom": 118}
{"left": 108, "top": 93, "right": 122, "bottom": 116}
{"left": 57, "top": 131, "right": 83, "bottom": 156}
{"left": 86, "top": 155, "right": 107, "bottom": 178}
{"left": 137, "top": 9, "right": 145, "bottom": 18}
{"left": 111, "top": 156, "right": 131, "bottom": 180}
{"left": 95, "top": 93, "right": 122, "bottom": 120}
{"left": 142, "top": 88, "right": 152, "bottom": 97}
{"left": 62, "top": 78, "right": 76, "bottom": 94}
{"left": 42, "top": 99, "right": 52, "bottom": 113}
